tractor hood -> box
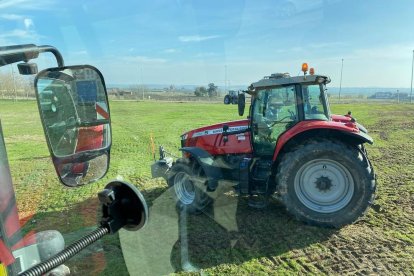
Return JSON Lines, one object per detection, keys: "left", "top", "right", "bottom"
{"left": 181, "top": 119, "right": 252, "bottom": 155}
{"left": 182, "top": 119, "right": 249, "bottom": 139}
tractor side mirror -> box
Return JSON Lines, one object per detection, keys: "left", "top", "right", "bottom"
{"left": 35, "top": 65, "right": 111, "bottom": 187}
{"left": 238, "top": 93, "right": 245, "bottom": 116}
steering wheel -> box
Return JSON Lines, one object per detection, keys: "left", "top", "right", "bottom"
{"left": 266, "top": 109, "right": 296, "bottom": 127}
{"left": 55, "top": 126, "right": 78, "bottom": 156}
{"left": 49, "top": 116, "right": 79, "bottom": 156}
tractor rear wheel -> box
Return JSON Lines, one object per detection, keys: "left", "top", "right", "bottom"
{"left": 224, "top": 95, "right": 231, "bottom": 105}
{"left": 276, "top": 139, "right": 376, "bottom": 228}
{"left": 168, "top": 161, "right": 212, "bottom": 214}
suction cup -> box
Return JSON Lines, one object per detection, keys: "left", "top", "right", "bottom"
{"left": 99, "top": 180, "right": 148, "bottom": 233}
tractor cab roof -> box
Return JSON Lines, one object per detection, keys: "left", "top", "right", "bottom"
{"left": 248, "top": 73, "right": 331, "bottom": 92}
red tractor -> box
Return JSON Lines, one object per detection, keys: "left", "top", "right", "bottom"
{"left": 152, "top": 64, "right": 376, "bottom": 228}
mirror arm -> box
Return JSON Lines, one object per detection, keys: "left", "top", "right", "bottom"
{"left": 0, "top": 44, "right": 65, "bottom": 67}
{"left": 0, "top": 44, "right": 39, "bottom": 66}
{"left": 38, "top": 45, "right": 65, "bottom": 67}
{"left": 19, "top": 227, "right": 109, "bottom": 276}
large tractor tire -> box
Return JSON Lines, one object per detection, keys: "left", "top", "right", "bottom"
{"left": 276, "top": 139, "right": 376, "bottom": 228}
{"left": 224, "top": 95, "right": 231, "bottom": 105}
{"left": 238, "top": 93, "right": 245, "bottom": 116}
{"left": 168, "top": 160, "right": 212, "bottom": 214}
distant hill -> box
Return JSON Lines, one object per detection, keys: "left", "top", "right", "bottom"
{"left": 107, "top": 83, "right": 412, "bottom": 96}
{"left": 107, "top": 83, "right": 247, "bottom": 91}
{"left": 327, "top": 87, "right": 412, "bottom": 95}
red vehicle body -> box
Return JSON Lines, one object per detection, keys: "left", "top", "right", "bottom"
{"left": 182, "top": 114, "right": 364, "bottom": 160}
{"left": 184, "top": 119, "right": 252, "bottom": 155}
{"left": 76, "top": 125, "right": 104, "bottom": 152}
{"left": 0, "top": 125, "right": 65, "bottom": 275}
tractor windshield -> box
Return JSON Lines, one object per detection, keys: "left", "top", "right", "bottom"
{"left": 301, "top": 83, "right": 331, "bottom": 121}
{"left": 251, "top": 85, "right": 298, "bottom": 156}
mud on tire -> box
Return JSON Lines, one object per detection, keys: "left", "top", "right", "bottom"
{"left": 276, "top": 139, "right": 376, "bottom": 228}
{"left": 168, "top": 160, "right": 212, "bottom": 214}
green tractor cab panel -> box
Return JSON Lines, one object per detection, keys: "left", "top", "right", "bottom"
{"left": 35, "top": 65, "right": 111, "bottom": 187}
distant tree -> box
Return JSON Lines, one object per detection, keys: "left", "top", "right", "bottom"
{"left": 194, "top": 86, "right": 207, "bottom": 97}
{"left": 207, "top": 83, "right": 218, "bottom": 97}
{"left": 0, "top": 71, "right": 30, "bottom": 98}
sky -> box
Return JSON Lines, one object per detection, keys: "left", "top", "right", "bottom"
{"left": 0, "top": 0, "right": 414, "bottom": 88}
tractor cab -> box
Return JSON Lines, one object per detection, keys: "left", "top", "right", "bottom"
{"left": 247, "top": 71, "right": 331, "bottom": 158}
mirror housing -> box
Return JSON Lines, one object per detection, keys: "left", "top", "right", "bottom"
{"left": 35, "top": 65, "right": 111, "bottom": 187}
{"left": 18, "top": 62, "right": 38, "bottom": 75}
{"left": 238, "top": 93, "right": 245, "bottom": 116}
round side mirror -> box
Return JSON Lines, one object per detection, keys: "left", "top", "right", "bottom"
{"left": 238, "top": 93, "right": 246, "bottom": 116}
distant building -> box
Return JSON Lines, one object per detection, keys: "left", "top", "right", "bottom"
{"left": 149, "top": 89, "right": 165, "bottom": 93}
{"left": 108, "top": 88, "right": 133, "bottom": 97}
{"left": 397, "top": 93, "right": 409, "bottom": 99}
{"left": 368, "top": 91, "right": 411, "bottom": 101}
{"left": 368, "top": 92, "right": 393, "bottom": 99}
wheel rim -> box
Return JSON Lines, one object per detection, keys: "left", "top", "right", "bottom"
{"left": 294, "top": 159, "right": 354, "bottom": 213}
{"left": 174, "top": 171, "right": 195, "bottom": 205}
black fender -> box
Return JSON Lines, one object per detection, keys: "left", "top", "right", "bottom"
{"left": 179, "top": 147, "right": 222, "bottom": 191}
{"left": 340, "top": 129, "right": 373, "bottom": 145}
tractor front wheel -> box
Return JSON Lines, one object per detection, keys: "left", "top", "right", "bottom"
{"left": 224, "top": 95, "right": 231, "bottom": 105}
{"left": 168, "top": 161, "right": 212, "bottom": 214}
{"left": 276, "top": 139, "right": 376, "bottom": 228}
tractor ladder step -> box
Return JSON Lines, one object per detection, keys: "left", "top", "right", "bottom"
{"left": 248, "top": 195, "right": 269, "bottom": 209}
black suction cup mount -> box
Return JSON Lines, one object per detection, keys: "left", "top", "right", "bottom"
{"left": 99, "top": 180, "right": 148, "bottom": 233}
{"left": 20, "top": 180, "right": 148, "bottom": 276}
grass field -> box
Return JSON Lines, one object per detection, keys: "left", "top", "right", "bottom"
{"left": 1, "top": 100, "right": 414, "bottom": 275}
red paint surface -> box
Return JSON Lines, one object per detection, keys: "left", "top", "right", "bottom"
{"left": 273, "top": 118, "right": 358, "bottom": 160}
{"left": 184, "top": 119, "right": 252, "bottom": 155}
{"left": 76, "top": 125, "right": 104, "bottom": 152}
{"left": 183, "top": 115, "right": 358, "bottom": 160}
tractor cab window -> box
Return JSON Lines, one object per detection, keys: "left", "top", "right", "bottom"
{"left": 252, "top": 85, "right": 297, "bottom": 156}
{"left": 301, "top": 84, "right": 330, "bottom": 120}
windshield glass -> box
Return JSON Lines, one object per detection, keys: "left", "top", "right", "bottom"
{"left": 302, "top": 83, "right": 330, "bottom": 120}
{"left": 252, "top": 86, "right": 297, "bottom": 156}
{"left": 0, "top": 1, "right": 413, "bottom": 275}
